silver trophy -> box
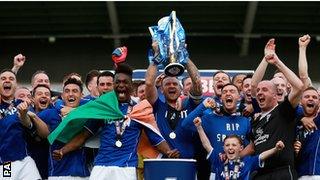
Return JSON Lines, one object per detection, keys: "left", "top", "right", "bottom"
{"left": 164, "top": 11, "right": 185, "bottom": 77}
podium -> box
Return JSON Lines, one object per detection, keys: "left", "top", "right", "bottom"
{"left": 144, "top": 159, "right": 196, "bottom": 180}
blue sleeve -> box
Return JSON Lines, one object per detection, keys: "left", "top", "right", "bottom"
{"left": 53, "top": 99, "right": 64, "bottom": 111}
{"left": 144, "top": 127, "right": 165, "bottom": 146}
{"left": 295, "top": 105, "right": 304, "bottom": 119}
{"left": 249, "top": 155, "right": 263, "bottom": 171}
{"left": 245, "top": 118, "right": 252, "bottom": 146}
{"left": 181, "top": 103, "right": 208, "bottom": 132}
{"left": 13, "top": 99, "right": 23, "bottom": 107}
{"left": 37, "top": 110, "right": 56, "bottom": 132}
{"left": 37, "top": 110, "right": 49, "bottom": 124}
{"left": 208, "top": 149, "right": 222, "bottom": 173}
{"left": 157, "top": 88, "right": 166, "bottom": 103}
{"left": 183, "top": 96, "right": 204, "bottom": 110}
{"left": 153, "top": 98, "right": 162, "bottom": 113}
{"left": 79, "top": 98, "right": 90, "bottom": 106}
{"left": 207, "top": 149, "right": 215, "bottom": 164}
{"left": 251, "top": 98, "right": 261, "bottom": 114}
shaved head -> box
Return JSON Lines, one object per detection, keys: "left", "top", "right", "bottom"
{"left": 256, "top": 80, "right": 278, "bottom": 112}
{"left": 260, "top": 80, "right": 277, "bottom": 94}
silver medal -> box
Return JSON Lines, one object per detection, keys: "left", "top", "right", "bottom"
{"left": 169, "top": 132, "right": 176, "bottom": 139}
{"left": 115, "top": 140, "right": 122, "bottom": 148}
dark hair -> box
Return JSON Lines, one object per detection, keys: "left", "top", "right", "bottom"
{"left": 62, "top": 72, "right": 82, "bottom": 84}
{"left": 303, "top": 86, "right": 318, "bottom": 93}
{"left": 85, "top": 70, "right": 100, "bottom": 88}
{"left": 224, "top": 134, "right": 243, "bottom": 146}
{"left": 31, "top": 70, "right": 49, "bottom": 84}
{"left": 232, "top": 73, "right": 246, "bottom": 84}
{"left": 97, "top": 71, "right": 114, "bottom": 84}
{"left": 212, "top": 70, "right": 231, "bottom": 82}
{"left": 242, "top": 74, "right": 253, "bottom": 82}
{"left": 241, "top": 74, "right": 253, "bottom": 87}
{"left": 114, "top": 63, "right": 133, "bottom": 77}
{"left": 133, "top": 80, "right": 145, "bottom": 92}
{"left": 32, "top": 84, "right": 51, "bottom": 97}
{"left": 181, "top": 75, "right": 190, "bottom": 86}
{"left": 221, "top": 83, "right": 240, "bottom": 94}
{"left": 63, "top": 77, "right": 83, "bottom": 92}
{"left": 1, "top": 69, "right": 16, "bottom": 77}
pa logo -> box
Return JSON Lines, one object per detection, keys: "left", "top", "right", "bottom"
{"left": 3, "top": 161, "right": 11, "bottom": 177}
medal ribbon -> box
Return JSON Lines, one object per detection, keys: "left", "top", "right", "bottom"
{"left": 115, "top": 104, "right": 133, "bottom": 142}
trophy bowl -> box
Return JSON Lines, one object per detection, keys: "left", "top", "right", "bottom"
{"left": 149, "top": 11, "right": 187, "bottom": 77}
{"left": 164, "top": 62, "right": 185, "bottom": 77}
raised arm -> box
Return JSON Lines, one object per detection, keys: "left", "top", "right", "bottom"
{"left": 251, "top": 39, "right": 275, "bottom": 97}
{"left": 17, "top": 100, "right": 33, "bottom": 128}
{"left": 298, "top": 34, "right": 312, "bottom": 89}
{"left": 265, "top": 52, "right": 304, "bottom": 107}
{"left": 28, "top": 112, "right": 50, "bottom": 138}
{"left": 185, "top": 58, "right": 202, "bottom": 104}
{"left": 11, "top": 54, "right": 26, "bottom": 74}
{"left": 194, "top": 117, "right": 213, "bottom": 153}
{"left": 260, "top": 140, "right": 284, "bottom": 161}
{"left": 145, "top": 41, "right": 160, "bottom": 105}
{"left": 239, "top": 141, "right": 255, "bottom": 157}
{"left": 18, "top": 101, "right": 50, "bottom": 138}
{"left": 181, "top": 97, "right": 216, "bottom": 130}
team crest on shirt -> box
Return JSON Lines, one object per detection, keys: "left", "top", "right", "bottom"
{"left": 254, "top": 127, "right": 269, "bottom": 146}
{"left": 256, "top": 127, "right": 263, "bottom": 136}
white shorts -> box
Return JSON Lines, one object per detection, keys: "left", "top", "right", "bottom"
{"left": 209, "top": 172, "right": 216, "bottom": 180}
{"left": 89, "top": 166, "right": 136, "bottom": 180}
{"left": 48, "top": 176, "right": 89, "bottom": 180}
{"left": 0, "top": 156, "right": 41, "bottom": 180}
{"left": 299, "top": 175, "right": 320, "bottom": 180}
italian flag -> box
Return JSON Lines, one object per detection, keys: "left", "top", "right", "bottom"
{"left": 48, "top": 91, "right": 162, "bottom": 158}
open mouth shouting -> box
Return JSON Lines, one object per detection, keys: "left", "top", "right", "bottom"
{"left": 225, "top": 96, "right": 233, "bottom": 105}
{"left": 68, "top": 97, "right": 76, "bottom": 104}
{"left": 216, "top": 83, "right": 224, "bottom": 91}
{"left": 228, "top": 149, "right": 235, "bottom": 155}
{"left": 226, "top": 149, "right": 237, "bottom": 160}
{"left": 168, "top": 88, "right": 177, "bottom": 95}
{"left": 3, "top": 83, "right": 12, "bottom": 94}
{"left": 118, "top": 91, "right": 126, "bottom": 99}
{"left": 276, "top": 92, "right": 284, "bottom": 99}
{"left": 303, "top": 100, "right": 318, "bottom": 116}
{"left": 257, "top": 95, "right": 265, "bottom": 105}
{"left": 245, "top": 92, "right": 252, "bottom": 101}
{"left": 64, "top": 96, "right": 78, "bottom": 108}
{"left": 116, "top": 89, "right": 130, "bottom": 102}
{"left": 39, "top": 98, "right": 49, "bottom": 108}
{"left": 306, "top": 101, "right": 315, "bottom": 108}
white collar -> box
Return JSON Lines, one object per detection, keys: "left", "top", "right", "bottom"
{"left": 260, "top": 104, "right": 278, "bottom": 119}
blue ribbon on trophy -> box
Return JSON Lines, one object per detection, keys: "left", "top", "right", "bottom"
{"left": 148, "top": 11, "right": 189, "bottom": 76}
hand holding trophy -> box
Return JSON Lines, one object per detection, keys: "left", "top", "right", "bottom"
{"left": 148, "top": 11, "right": 189, "bottom": 76}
